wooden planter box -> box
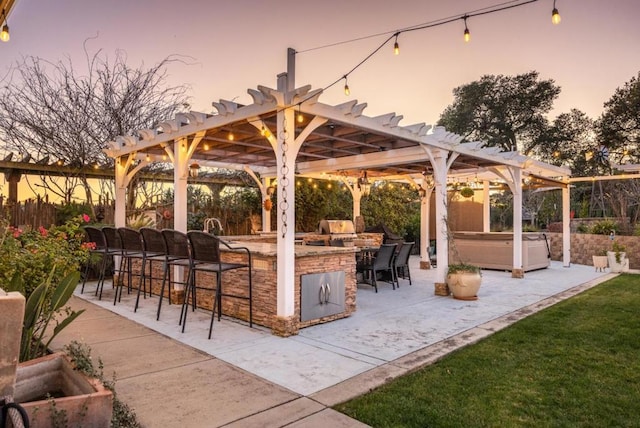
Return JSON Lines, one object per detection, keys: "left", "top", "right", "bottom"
{"left": 14, "top": 352, "right": 113, "bottom": 428}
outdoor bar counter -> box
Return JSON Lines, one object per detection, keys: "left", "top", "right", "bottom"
{"left": 189, "top": 239, "right": 359, "bottom": 336}
{"left": 450, "top": 231, "right": 550, "bottom": 272}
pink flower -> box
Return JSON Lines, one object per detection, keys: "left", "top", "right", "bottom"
{"left": 38, "top": 226, "right": 48, "bottom": 237}
{"left": 12, "top": 227, "right": 22, "bottom": 238}
{"left": 82, "top": 214, "right": 91, "bottom": 223}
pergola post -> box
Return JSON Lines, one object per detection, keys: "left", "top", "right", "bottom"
{"left": 431, "top": 150, "right": 450, "bottom": 287}
{"left": 562, "top": 183, "right": 571, "bottom": 267}
{"left": 511, "top": 167, "right": 524, "bottom": 278}
{"left": 419, "top": 181, "right": 434, "bottom": 269}
{"left": 262, "top": 177, "right": 272, "bottom": 233}
{"left": 173, "top": 137, "right": 189, "bottom": 232}
{"left": 483, "top": 180, "right": 491, "bottom": 232}
{"left": 274, "top": 107, "right": 299, "bottom": 333}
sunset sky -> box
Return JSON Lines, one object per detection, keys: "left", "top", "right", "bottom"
{"left": 1, "top": 0, "right": 639, "bottom": 128}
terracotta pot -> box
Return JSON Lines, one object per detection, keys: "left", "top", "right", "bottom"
{"left": 263, "top": 199, "right": 272, "bottom": 211}
{"left": 446, "top": 271, "right": 481, "bottom": 300}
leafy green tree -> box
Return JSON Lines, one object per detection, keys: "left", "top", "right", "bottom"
{"left": 438, "top": 71, "right": 560, "bottom": 155}
{"left": 361, "top": 182, "right": 420, "bottom": 237}
{"left": 533, "top": 109, "right": 599, "bottom": 175}
{"left": 597, "top": 71, "right": 640, "bottom": 165}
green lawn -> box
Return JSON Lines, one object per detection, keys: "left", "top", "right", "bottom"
{"left": 334, "top": 274, "right": 640, "bottom": 427}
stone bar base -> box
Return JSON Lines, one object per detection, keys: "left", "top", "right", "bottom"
{"left": 420, "top": 261, "right": 432, "bottom": 270}
{"left": 512, "top": 268, "right": 525, "bottom": 278}
{"left": 271, "top": 316, "right": 300, "bottom": 337}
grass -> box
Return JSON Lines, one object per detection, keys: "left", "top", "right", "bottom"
{"left": 334, "top": 274, "right": 640, "bottom": 427}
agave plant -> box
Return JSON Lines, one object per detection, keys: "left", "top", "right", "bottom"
{"left": 6, "top": 268, "right": 85, "bottom": 362}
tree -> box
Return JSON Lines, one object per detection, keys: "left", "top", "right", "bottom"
{"left": 0, "top": 45, "right": 189, "bottom": 208}
{"left": 534, "top": 109, "right": 600, "bottom": 176}
{"left": 597, "top": 71, "right": 640, "bottom": 165}
{"left": 438, "top": 71, "right": 560, "bottom": 155}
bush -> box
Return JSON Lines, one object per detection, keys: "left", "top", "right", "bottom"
{"left": 590, "top": 219, "right": 620, "bottom": 235}
{"left": 0, "top": 214, "right": 91, "bottom": 297}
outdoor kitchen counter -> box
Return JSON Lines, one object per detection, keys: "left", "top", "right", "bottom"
{"left": 208, "top": 239, "right": 358, "bottom": 336}
{"left": 222, "top": 239, "right": 358, "bottom": 257}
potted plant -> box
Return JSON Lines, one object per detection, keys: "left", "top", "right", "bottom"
{"left": 592, "top": 249, "right": 608, "bottom": 272}
{"left": 446, "top": 262, "right": 482, "bottom": 300}
{"left": 607, "top": 241, "right": 629, "bottom": 273}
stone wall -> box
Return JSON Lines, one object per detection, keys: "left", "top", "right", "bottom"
{"left": 546, "top": 232, "right": 639, "bottom": 269}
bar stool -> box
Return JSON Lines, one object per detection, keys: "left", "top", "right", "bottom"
{"left": 181, "top": 231, "right": 253, "bottom": 339}
{"left": 157, "top": 229, "right": 191, "bottom": 321}
{"left": 81, "top": 226, "right": 113, "bottom": 298}
{"left": 135, "top": 228, "right": 170, "bottom": 312}
{"left": 115, "top": 227, "right": 144, "bottom": 305}
{"left": 101, "top": 226, "right": 124, "bottom": 300}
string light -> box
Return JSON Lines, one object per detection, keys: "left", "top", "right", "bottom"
{"left": 145, "top": 153, "right": 151, "bottom": 162}
{"left": 162, "top": 153, "right": 168, "bottom": 161}
{"left": 301, "top": 0, "right": 541, "bottom": 98}
{"left": 393, "top": 33, "right": 400, "bottom": 55}
{"left": 463, "top": 16, "right": 471, "bottom": 42}
{"left": 203, "top": 143, "right": 210, "bottom": 150}
{"left": 228, "top": 131, "right": 234, "bottom": 141}
{"left": 260, "top": 125, "right": 266, "bottom": 136}
{"left": 297, "top": 106, "right": 304, "bottom": 123}
{"left": 0, "top": 9, "right": 9, "bottom": 43}
{"left": 551, "top": 0, "right": 561, "bottom": 25}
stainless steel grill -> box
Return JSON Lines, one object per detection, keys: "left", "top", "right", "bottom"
{"left": 318, "top": 220, "right": 358, "bottom": 242}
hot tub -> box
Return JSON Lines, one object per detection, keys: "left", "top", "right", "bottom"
{"left": 450, "top": 232, "right": 550, "bottom": 272}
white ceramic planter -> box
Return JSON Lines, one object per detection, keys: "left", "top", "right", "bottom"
{"left": 607, "top": 251, "right": 629, "bottom": 273}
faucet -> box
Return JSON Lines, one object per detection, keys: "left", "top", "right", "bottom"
{"left": 204, "top": 218, "right": 223, "bottom": 235}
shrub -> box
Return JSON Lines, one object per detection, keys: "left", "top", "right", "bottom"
{"left": 0, "top": 214, "right": 91, "bottom": 297}
{"left": 590, "top": 219, "right": 620, "bottom": 235}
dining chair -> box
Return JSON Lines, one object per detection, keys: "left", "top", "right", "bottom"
{"left": 394, "top": 241, "right": 414, "bottom": 286}
{"left": 181, "top": 231, "right": 253, "bottom": 339}
{"left": 356, "top": 243, "right": 397, "bottom": 292}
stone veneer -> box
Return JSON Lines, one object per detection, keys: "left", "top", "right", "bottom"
{"left": 122, "top": 244, "right": 357, "bottom": 336}
{"left": 546, "top": 232, "right": 638, "bottom": 269}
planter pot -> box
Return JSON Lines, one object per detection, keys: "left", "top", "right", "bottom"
{"left": 14, "top": 352, "right": 113, "bottom": 428}
{"left": 592, "top": 255, "right": 608, "bottom": 272}
{"left": 607, "top": 251, "right": 629, "bottom": 273}
{"left": 446, "top": 271, "right": 481, "bottom": 301}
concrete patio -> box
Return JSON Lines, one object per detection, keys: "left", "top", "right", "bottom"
{"left": 51, "top": 258, "right": 614, "bottom": 427}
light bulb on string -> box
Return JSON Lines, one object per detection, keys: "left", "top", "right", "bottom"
{"left": 297, "top": 106, "right": 304, "bottom": 123}
{"left": 145, "top": 153, "right": 151, "bottom": 162}
{"left": 343, "top": 76, "right": 350, "bottom": 96}
{"left": 463, "top": 16, "right": 471, "bottom": 42}
{"left": 228, "top": 131, "right": 234, "bottom": 141}
{"left": 393, "top": 33, "right": 400, "bottom": 55}
{"left": 551, "top": 1, "right": 561, "bottom": 25}
{"left": 0, "top": 10, "right": 9, "bottom": 43}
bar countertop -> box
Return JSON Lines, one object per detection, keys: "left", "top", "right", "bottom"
{"left": 221, "top": 239, "right": 358, "bottom": 257}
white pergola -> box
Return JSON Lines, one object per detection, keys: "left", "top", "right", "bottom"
{"left": 104, "top": 49, "right": 572, "bottom": 326}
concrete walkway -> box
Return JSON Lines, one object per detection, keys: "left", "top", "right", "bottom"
{"left": 50, "top": 259, "right": 614, "bottom": 427}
